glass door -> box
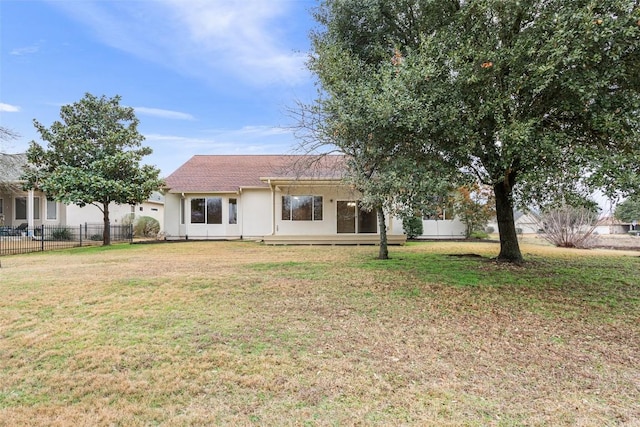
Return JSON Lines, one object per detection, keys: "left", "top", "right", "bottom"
{"left": 337, "top": 201, "right": 356, "bottom": 233}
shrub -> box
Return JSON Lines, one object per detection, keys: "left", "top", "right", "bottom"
{"left": 134, "top": 216, "right": 160, "bottom": 237}
{"left": 470, "top": 230, "right": 489, "bottom": 239}
{"left": 51, "top": 227, "right": 73, "bottom": 241}
{"left": 402, "top": 216, "right": 423, "bottom": 239}
{"left": 485, "top": 226, "right": 495, "bottom": 234}
{"left": 538, "top": 206, "right": 600, "bottom": 249}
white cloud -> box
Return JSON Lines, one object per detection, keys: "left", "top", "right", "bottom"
{"left": 10, "top": 45, "right": 40, "bottom": 56}
{"left": 163, "top": 0, "right": 309, "bottom": 85}
{"left": 45, "top": 0, "right": 311, "bottom": 87}
{"left": 134, "top": 107, "right": 195, "bottom": 121}
{"left": 0, "top": 103, "right": 21, "bottom": 112}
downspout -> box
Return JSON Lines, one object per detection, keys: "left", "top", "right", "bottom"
{"left": 269, "top": 179, "right": 275, "bottom": 236}
{"left": 238, "top": 188, "right": 243, "bottom": 240}
{"left": 181, "top": 192, "right": 187, "bottom": 240}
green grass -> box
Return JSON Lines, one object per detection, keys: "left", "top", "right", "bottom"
{"left": 0, "top": 241, "right": 638, "bottom": 425}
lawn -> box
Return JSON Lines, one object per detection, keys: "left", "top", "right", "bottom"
{"left": 0, "top": 241, "right": 638, "bottom": 426}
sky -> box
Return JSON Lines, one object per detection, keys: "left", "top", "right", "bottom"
{"left": 0, "top": 0, "right": 319, "bottom": 176}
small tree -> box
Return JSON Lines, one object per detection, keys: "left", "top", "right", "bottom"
{"left": 22, "top": 93, "right": 163, "bottom": 245}
{"left": 454, "top": 184, "right": 496, "bottom": 239}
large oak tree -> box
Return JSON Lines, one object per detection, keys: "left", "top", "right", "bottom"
{"left": 22, "top": 93, "right": 163, "bottom": 245}
{"left": 310, "top": 0, "right": 640, "bottom": 262}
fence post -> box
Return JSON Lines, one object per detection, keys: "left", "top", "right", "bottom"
{"left": 79, "top": 224, "right": 82, "bottom": 246}
{"left": 41, "top": 225, "right": 44, "bottom": 252}
{"left": 130, "top": 223, "right": 133, "bottom": 243}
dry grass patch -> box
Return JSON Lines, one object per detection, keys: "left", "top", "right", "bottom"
{"left": 0, "top": 241, "right": 638, "bottom": 426}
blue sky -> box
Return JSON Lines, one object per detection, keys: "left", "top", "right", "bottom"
{"left": 0, "top": 0, "right": 318, "bottom": 175}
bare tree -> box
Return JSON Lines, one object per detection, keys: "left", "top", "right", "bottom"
{"left": 0, "top": 126, "right": 19, "bottom": 151}
{"left": 536, "top": 206, "right": 602, "bottom": 249}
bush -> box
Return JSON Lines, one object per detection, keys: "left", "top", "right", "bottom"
{"left": 402, "top": 216, "right": 423, "bottom": 239}
{"left": 470, "top": 230, "right": 489, "bottom": 239}
{"left": 539, "top": 206, "right": 600, "bottom": 249}
{"left": 134, "top": 216, "right": 160, "bottom": 237}
{"left": 51, "top": 227, "right": 73, "bottom": 241}
{"left": 485, "top": 226, "right": 495, "bottom": 234}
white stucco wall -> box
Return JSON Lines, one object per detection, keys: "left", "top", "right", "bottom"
{"left": 239, "top": 189, "right": 272, "bottom": 238}
{"left": 163, "top": 192, "right": 183, "bottom": 238}
{"left": 389, "top": 217, "right": 466, "bottom": 239}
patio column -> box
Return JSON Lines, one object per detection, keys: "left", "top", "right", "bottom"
{"left": 27, "top": 189, "right": 34, "bottom": 231}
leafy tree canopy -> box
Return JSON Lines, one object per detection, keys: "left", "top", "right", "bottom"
{"left": 22, "top": 93, "right": 163, "bottom": 245}
{"left": 615, "top": 196, "right": 640, "bottom": 222}
{"left": 310, "top": 0, "right": 640, "bottom": 262}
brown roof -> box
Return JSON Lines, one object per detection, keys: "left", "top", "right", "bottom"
{"left": 164, "top": 155, "right": 346, "bottom": 193}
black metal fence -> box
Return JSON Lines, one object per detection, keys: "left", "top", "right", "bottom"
{"left": 0, "top": 223, "right": 133, "bottom": 256}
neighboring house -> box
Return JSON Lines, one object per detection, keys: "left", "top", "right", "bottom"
{"left": 514, "top": 211, "right": 541, "bottom": 234}
{"left": 487, "top": 210, "right": 541, "bottom": 235}
{"left": 0, "top": 153, "right": 164, "bottom": 230}
{"left": 593, "top": 216, "right": 631, "bottom": 235}
{"left": 162, "top": 155, "right": 466, "bottom": 244}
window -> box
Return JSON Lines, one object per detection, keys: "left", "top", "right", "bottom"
{"left": 16, "top": 197, "right": 41, "bottom": 220}
{"left": 229, "top": 198, "right": 237, "bottom": 224}
{"left": 281, "top": 195, "right": 323, "bottom": 221}
{"left": 191, "top": 197, "right": 222, "bottom": 224}
{"left": 15, "top": 197, "right": 27, "bottom": 220}
{"left": 46, "top": 200, "right": 57, "bottom": 220}
{"left": 180, "top": 198, "right": 185, "bottom": 224}
{"left": 191, "top": 198, "right": 205, "bottom": 223}
{"left": 206, "top": 198, "right": 222, "bottom": 224}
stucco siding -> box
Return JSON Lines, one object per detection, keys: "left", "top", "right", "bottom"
{"left": 163, "top": 193, "right": 183, "bottom": 238}
{"left": 240, "top": 189, "right": 272, "bottom": 238}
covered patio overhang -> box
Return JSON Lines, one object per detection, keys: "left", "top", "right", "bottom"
{"left": 0, "top": 182, "right": 39, "bottom": 229}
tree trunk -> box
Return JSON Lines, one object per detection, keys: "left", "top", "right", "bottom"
{"left": 103, "top": 201, "right": 111, "bottom": 246}
{"left": 493, "top": 178, "right": 523, "bottom": 263}
{"left": 377, "top": 205, "right": 388, "bottom": 260}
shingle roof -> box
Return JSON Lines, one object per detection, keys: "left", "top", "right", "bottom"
{"left": 164, "top": 155, "right": 346, "bottom": 193}
{"left": 0, "top": 153, "right": 27, "bottom": 182}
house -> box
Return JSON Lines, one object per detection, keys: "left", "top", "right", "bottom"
{"left": 162, "top": 155, "right": 466, "bottom": 244}
{"left": 593, "top": 216, "right": 632, "bottom": 235}
{"left": 0, "top": 153, "right": 164, "bottom": 231}
{"left": 486, "top": 210, "right": 541, "bottom": 235}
